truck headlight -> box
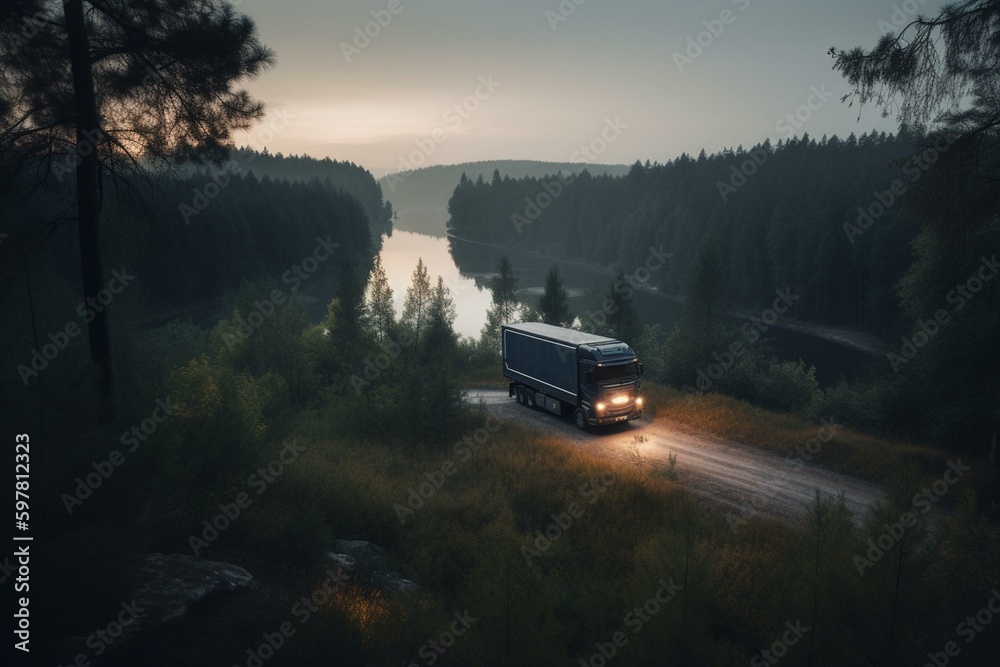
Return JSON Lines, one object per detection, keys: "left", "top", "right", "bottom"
{"left": 636, "top": 397, "right": 643, "bottom": 407}
{"left": 595, "top": 402, "right": 606, "bottom": 412}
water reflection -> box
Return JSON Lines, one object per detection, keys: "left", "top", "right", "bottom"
{"left": 384, "top": 208, "right": 869, "bottom": 386}
{"left": 379, "top": 228, "right": 493, "bottom": 340}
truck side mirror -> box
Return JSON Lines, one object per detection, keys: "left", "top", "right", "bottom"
{"left": 638, "top": 363, "right": 644, "bottom": 377}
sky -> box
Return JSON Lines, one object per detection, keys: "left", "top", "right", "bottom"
{"left": 231, "top": 0, "right": 945, "bottom": 175}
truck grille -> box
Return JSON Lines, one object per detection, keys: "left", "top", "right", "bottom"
{"left": 606, "top": 389, "right": 635, "bottom": 414}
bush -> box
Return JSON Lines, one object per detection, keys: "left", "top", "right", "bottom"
{"left": 659, "top": 323, "right": 819, "bottom": 414}
{"left": 750, "top": 358, "right": 819, "bottom": 413}
{"left": 167, "top": 356, "right": 280, "bottom": 487}
{"left": 456, "top": 334, "right": 500, "bottom": 375}
{"left": 808, "top": 377, "right": 885, "bottom": 432}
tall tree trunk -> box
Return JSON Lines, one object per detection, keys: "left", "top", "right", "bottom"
{"left": 64, "top": 0, "right": 113, "bottom": 419}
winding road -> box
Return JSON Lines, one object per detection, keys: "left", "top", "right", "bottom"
{"left": 466, "top": 388, "right": 883, "bottom": 524}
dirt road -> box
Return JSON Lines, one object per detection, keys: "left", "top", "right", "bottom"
{"left": 466, "top": 388, "right": 883, "bottom": 525}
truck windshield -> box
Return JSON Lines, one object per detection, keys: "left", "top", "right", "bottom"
{"left": 595, "top": 363, "right": 638, "bottom": 385}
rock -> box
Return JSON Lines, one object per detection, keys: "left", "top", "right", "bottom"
{"left": 329, "top": 540, "right": 391, "bottom": 571}
{"left": 323, "top": 540, "right": 419, "bottom": 595}
{"left": 373, "top": 570, "right": 420, "bottom": 594}
{"left": 131, "top": 553, "right": 258, "bottom": 626}
{"left": 324, "top": 552, "right": 357, "bottom": 572}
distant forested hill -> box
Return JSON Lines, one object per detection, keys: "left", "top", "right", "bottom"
{"left": 448, "top": 133, "right": 921, "bottom": 333}
{"left": 382, "top": 159, "right": 632, "bottom": 206}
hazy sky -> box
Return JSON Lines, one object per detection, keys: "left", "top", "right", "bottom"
{"left": 232, "top": 0, "right": 944, "bottom": 174}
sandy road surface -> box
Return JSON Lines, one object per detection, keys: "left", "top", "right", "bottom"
{"left": 466, "top": 388, "right": 883, "bottom": 524}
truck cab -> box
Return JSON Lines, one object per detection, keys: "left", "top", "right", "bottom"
{"left": 576, "top": 341, "right": 644, "bottom": 427}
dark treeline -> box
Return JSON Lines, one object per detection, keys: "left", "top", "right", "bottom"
{"left": 218, "top": 147, "right": 394, "bottom": 240}
{"left": 448, "top": 132, "right": 922, "bottom": 332}
{"left": 151, "top": 172, "right": 378, "bottom": 307}
{"left": 1, "top": 166, "right": 380, "bottom": 310}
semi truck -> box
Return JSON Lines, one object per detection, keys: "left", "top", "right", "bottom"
{"left": 501, "top": 322, "right": 644, "bottom": 429}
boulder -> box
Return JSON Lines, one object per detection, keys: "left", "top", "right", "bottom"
{"left": 328, "top": 539, "right": 391, "bottom": 570}
{"left": 131, "top": 553, "right": 258, "bottom": 626}
{"left": 323, "top": 540, "right": 419, "bottom": 594}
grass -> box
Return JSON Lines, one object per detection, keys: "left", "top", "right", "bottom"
{"left": 40, "top": 391, "right": 1000, "bottom": 666}
{"left": 192, "top": 406, "right": 1000, "bottom": 664}
{"left": 641, "top": 383, "right": 968, "bottom": 483}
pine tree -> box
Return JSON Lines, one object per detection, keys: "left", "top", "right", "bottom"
{"left": 605, "top": 268, "right": 640, "bottom": 342}
{"left": 491, "top": 257, "right": 520, "bottom": 323}
{"left": 328, "top": 262, "right": 366, "bottom": 362}
{"left": 365, "top": 255, "right": 395, "bottom": 341}
{"left": 833, "top": 2, "right": 1000, "bottom": 450}
{"left": 428, "top": 276, "right": 457, "bottom": 330}
{"left": 683, "top": 243, "right": 723, "bottom": 337}
{"left": 482, "top": 256, "right": 521, "bottom": 351}
{"left": 0, "top": 0, "right": 274, "bottom": 416}
{"left": 402, "top": 258, "right": 432, "bottom": 346}
{"left": 832, "top": 1, "right": 999, "bottom": 154}
{"left": 399, "top": 274, "right": 461, "bottom": 445}
{"left": 539, "top": 266, "right": 570, "bottom": 327}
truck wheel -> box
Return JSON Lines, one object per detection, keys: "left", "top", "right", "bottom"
{"left": 515, "top": 387, "right": 523, "bottom": 405}
{"left": 526, "top": 392, "right": 535, "bottom": 409}
{"left": 574, "top": 409, "right": 587, "bottom": 430}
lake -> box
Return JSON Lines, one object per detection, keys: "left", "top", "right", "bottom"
{"left": 378, "top": 227, "right": 494, "bottom": 341}
{"left": 381, "top": 207, "right": 873, "bottom": 387}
